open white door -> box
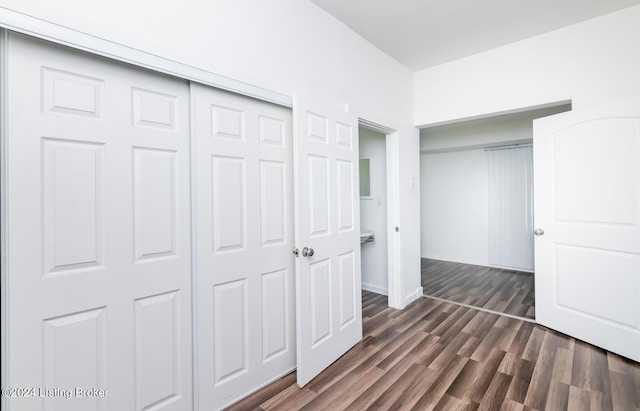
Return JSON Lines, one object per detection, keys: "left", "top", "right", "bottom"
{"left": 534, "top": 95, "right": 640, "bottom": 362}
{"left": 293, "top": 94, "right": 363, "bottom": 387}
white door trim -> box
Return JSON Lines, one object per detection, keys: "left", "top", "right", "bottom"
{"left": 0, "top": 8, "right": 292, "bottom": 108}
{"left": 188, "top": 85, "right": 200, "bottom": 411}
{"left": 358, "top": 120, "right": 404, "bottom": 308}
{"left": 0, "top": 27, "right": 9, "bottom": 411}
{"left": 386, "top": 132, "right": 405, "bottom": 308}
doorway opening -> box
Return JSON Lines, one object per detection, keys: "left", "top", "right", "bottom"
{"left": 358, "top": 127, "right": 388, "bottom": 295}
{"left": 357, "top": 120, "right": 402, "bottom": 307}
{"left": 418, "top": 102, "right": 572, "bottom": 320}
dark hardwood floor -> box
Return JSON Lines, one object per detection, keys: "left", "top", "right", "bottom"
{"left": 422, "top": 258, "right": 536, "bottom": 320}
{"left": 227, "top": 291, "right": 640, "bottom": 411}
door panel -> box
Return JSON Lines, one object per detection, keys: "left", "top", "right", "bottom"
{"left": 534, "top": 95, "right": 640, "bottom": 362}
{"left": 43, "top": 138, "right": 106, "bottom": 273}
{"left": 193, "top": 84, "right": 295, "bottom": 409}
{"left": 6, "top": 33, "right": 192, "bottom": 410}
{"left": 294, "top": 94, "right": 362, "bottom": 387}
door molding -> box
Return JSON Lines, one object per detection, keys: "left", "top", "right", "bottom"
{"left": 0, "top": 27, "right": 9, "bottom": 411}
{"left": 0, "top": 8, "right": 291, "bottom": 108}
{"left": 358, "top": 120, "right": 404, "bottom": 309}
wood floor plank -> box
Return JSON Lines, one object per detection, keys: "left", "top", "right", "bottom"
{"left": 345, "top": 355, "right": 416, "bottom": 410}
{"left": 299, "top": 356, "right": 385, "bottom": 411}
{"left": 369, "top": 363, "right": 435, "bottom": 410}
{"left": 504, "top": 358, "right": 536, "bottom": 403}
{"left": 550, "top": 347, "right": 574, "bottom": 386}
{"left": 259, "top": 385, "right": 317, "bottom": 411}
{"left": 467, "top": 349, "right": 508, "bottom": 403}
{"left": 609, "top": 370, "right": 639, "bottom": 411}
{"left": 411, "top": 354, "right": 470, "bottom": 411}
{"left": 477, "top": 372, "right": 513, "bottom": 411}
{"left": 224, "top": 291, "right": 640, "bottom": 411}
{"left": 523, "top": 346, "right": 555, "bottom": 409}
{"left": 433, "top": 393, "right": 479, "bottom": 411}
{"left": 543, "top": 382, "right": 570, "bottom": 411}
{"left": 306, "top": 343, "right": 379, "bottom": 394}
{"left": 499, "top": 399, "right": 525, "bottom": 411}
{"left": 225, "top": 372, "right": 297, "bottom": 411}
{"left": 567, "top": 385, "right": 591, "bottom": 411}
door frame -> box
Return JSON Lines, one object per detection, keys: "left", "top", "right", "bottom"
{"left": 0, "top": 27, "right": 9, "bottom": 411}
{"left": 418, "top": 100, "right": 573, "bottom": 316}
{"left": 358, "top": 119, "right": 403, "bottom": 308}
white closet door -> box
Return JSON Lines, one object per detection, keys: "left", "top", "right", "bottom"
{"left": 6, "top": 33, "right": 192, "bottom": 410}
{"left": 293, "top": 94, "right": 362, "bottom": 387}
{"left": 487, "top": 146, "right": 534, "bottom": 271}
{"left": 192, "top": 84, "right": 295, "bottom": 409}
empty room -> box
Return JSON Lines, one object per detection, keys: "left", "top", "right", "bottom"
{"left": 1, "top": 1, "right": 639, "bottom": 410}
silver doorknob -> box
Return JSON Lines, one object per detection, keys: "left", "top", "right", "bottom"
{"left": 533, "top": 228, "right": 545, "bottom": 236}
{"left": 302, "top": 247, "right": 314, "bottom": 257}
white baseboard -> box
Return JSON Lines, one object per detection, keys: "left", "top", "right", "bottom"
{"left": 361, "top": 282, "right": 388, "bottom": 296}
{"left": 404, "top": 286, "right": 424, "bottom": 306}
{"left": 422, "top": 254, "right": 535, "bottom": 274}
{"left": 488, "top": 263, "right": 534, "bottom": 274}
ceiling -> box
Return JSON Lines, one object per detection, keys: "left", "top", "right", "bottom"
{"left": 309, "top": 0, "right": 640, "bottom": 71}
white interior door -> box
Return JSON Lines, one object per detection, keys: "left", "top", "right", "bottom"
{"left": 534, "top": 95, "right": 640, "bottom": 362}
{"left": 192, "top": 84, "right": 296, "bottom": 409}
{"left": 293, "top": 94, "right": 363, "bottom": 387}
{"left": 6, "top": 33, "right": 192, "bottom": 410}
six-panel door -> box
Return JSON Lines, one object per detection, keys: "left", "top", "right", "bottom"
{"left": 192, "top": 84, "right": 296, "bottom": 409}
{"left": 293, "top": 94, "right": 363, "bottom": 388}
{"left": 6, "top": 33, "right": 193, "bottom": 410}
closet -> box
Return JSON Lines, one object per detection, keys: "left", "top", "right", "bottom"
{"left": 4, "top": 32, "right": 362, "bottom": 410}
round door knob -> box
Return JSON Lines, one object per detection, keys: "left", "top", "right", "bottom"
{"left": 302, "top": 247, "right": 314, "bottom": 257}
{"left": 533, "top": 228, "right": 545, "bottom": 236}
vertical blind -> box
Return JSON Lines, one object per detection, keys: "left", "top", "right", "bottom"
{"left": 486, "top": 145, "right": 534, "bottom": 271}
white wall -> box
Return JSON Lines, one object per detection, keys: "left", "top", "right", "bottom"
{"left": 0, "top": 0, "right": 422, "bottom": 304}
{"left": 359, "top": 128, "right": 387, "bottom": 294}
{"left": 414, "top": 4, "right": 640, "bottom": 126}
{"left": 421, "top": 149, "right": 489, "bottom": 265}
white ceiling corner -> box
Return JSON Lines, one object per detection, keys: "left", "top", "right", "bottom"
{"left": 309, "top": 0, "right": 640, "bottom": 71}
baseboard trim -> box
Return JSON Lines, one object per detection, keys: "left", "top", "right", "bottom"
{"left": 422, "top": 256, "right": 535, "bottom": 274}
{"left": 220, "top": 366, "right": 296, "bottom": 410}
{"left": 421, "top": 254, "right": 488, "bottom": 267}
{"left": 404, "top": 286, "right": 424, "bottom": 306}
{"left": 361, "top": 282, "right": 388, "bottom": 296}
{"left": 488, "top": 263, "right": 534, "bottom": 274}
